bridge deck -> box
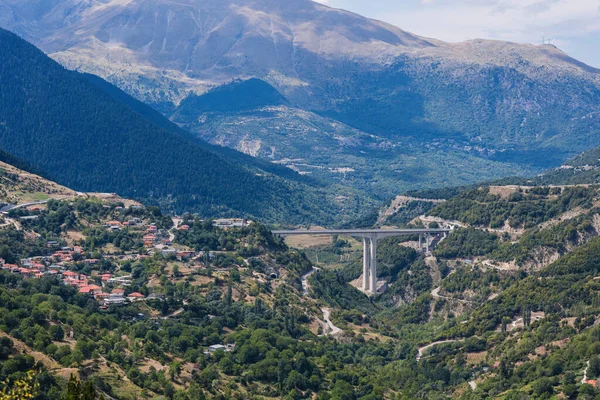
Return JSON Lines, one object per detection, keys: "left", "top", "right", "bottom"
{"left": 272, "top": 228, "right": 451, "bottom": 236}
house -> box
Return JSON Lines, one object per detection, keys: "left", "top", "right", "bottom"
{"left": 161, "top": 248, "right": 176, "bottom": 257}
{"left": 79, "top": 285, "right": 102, "bottom": 295}
{"left": 94, "top": 292, "right": 110, "bottom": 301}
{"left": 213, "top": 218, "right": 251, "bottom": 229}
{"left": 143, "top": 235, "right": 156, "bottom": 247}
{"left": 107, "top": 276, "right": 132, "bottom": 286}
{"left": 147, "top": 293, "right": 164, "bottom": 301}
{"left": 103, "top": 297, "right": 126, "bottom": 306}
{"left": 177, "top": 251, "right": 194, "bottom": 260}
{"left": 177, "top": 225, "right": 190, "bottom": 231}
{"left": 79, "top": 286, "right": 92, "bottom": 294}
{"left": 88, "top": 285, "right": 102, "bottom": 293}
{"left": 62, "top": 271, "right": 78, "bottom": 279}
{"left": 127, "top": 292, "right": 145, "bottom": 302}
{"left": 205, "top": 344, "right": 236, "bottom": 354}
{"left": 111, "top": 288, "right": 125, "bottom": 296}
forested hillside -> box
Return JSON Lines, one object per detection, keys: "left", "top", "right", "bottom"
{"left": 4, "top": 156, "right": 600, "bottom": 398}
{"left": 0, "top": 28, "right": 346, "bottom": 224}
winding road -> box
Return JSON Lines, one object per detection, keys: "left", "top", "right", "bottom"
{"left": 417, "top": 339, "right": 465, "bottom": 361}
{"left": 301, "top": 267, "right": 318, "bottom": 296}
{"left": 582, "top": 360, "right": 590, "bottom": 384}
{"left": 431, "top": 287, "right": 477, "bottom": 304}
{"left": 301, "top": 267, "right": 341, "bottom": 336}
{"left": 321, "top": 308, "right": 342, "bottom": 336}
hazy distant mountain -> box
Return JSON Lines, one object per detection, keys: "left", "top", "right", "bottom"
{"left": 2, "top": 0, "right": 600, "bottom": 197}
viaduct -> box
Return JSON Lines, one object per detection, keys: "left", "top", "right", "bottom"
{"left": 272, "top": 228, "right": 451, "bottom": 294}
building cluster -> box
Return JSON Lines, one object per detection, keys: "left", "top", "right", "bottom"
{"left": 0, "top": 256, "right": 155, "bottom": 307}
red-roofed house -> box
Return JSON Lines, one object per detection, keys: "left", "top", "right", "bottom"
{"left": 127, "top": 292, "right": 145, "bottom": 302}
{"left": 94, "top": 292, "right": 110, "bottom": 300}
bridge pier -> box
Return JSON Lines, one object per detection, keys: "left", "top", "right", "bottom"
{"left": 369, "top": 237, "right": 377, "bottom": 293}
{"left": 362, "top": 237, "right": 370, "bottom": 292}
{"left": 361, "top": 236, "right": 378, "bottom": 294}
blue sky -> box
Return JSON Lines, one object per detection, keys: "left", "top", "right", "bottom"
{"left": 315, "top": 0, "right": 600, "bottom": 68}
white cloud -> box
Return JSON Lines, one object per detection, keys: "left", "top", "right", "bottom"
{"left": 313, "top": 0, "right": 331, "bottom": 4}
{"left": 327, "top": 0, "right": 600, "bottom": 66}
{"left": 382, "top": 0, "right": 599, "bottom": 42}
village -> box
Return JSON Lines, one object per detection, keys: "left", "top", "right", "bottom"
{"left": 0, "top": 199, "right": 255, "bottom": 309}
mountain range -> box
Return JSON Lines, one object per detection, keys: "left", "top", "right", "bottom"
{"left": 0, "top": 27, "right": 365, "bottom": 224}
{"left": 2, "top": 0, "right": 600, "bottom": 199}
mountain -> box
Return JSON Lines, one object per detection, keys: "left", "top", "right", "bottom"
{"left": 0, "top": 27, "right": 354, "bottom": 224}
{"left": 3, "top": 0, "right": 600, "bottom": 198}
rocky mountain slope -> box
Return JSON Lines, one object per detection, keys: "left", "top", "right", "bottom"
{"left": 3, "top": 0, "right": 600, "bottom": 196}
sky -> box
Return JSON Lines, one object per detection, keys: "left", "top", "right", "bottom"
{"left": 314, "top": 0, "right": 600, "bottom": 68}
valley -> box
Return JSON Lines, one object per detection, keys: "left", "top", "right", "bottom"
{"left": 3, "top": 140, "right": 600, "bottom": 398}
{"left": 0, "top": 1, "right": 600, "bottom": 399}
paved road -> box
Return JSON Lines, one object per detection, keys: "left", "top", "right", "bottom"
{"left": 431, "top": 287, "right": 477, "bottom": 304}
{"left": 417, "top": 339, "right": 465, "bottom": 361}
{"left": 0, "top": 200, "right": 50, "bottom": 213}
{"left": 582, "top": 360, "right": 590, "bottom": 384}
{"left": 273, "top": 228, "right": 451, "bottom": 237}
{"left": 301, "top": 267, "right": 318, "bottom": 296}
{"left": 321, "top": 308, "right": 341, "bottom": 336}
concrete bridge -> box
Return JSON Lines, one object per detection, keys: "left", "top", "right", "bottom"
{"left": 273, "top": 228, "right": 452, "bottom": 294}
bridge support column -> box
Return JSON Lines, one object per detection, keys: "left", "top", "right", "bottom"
{"left": 362, "top": 237, "right": 370, "bottom": 291}
{"left": 370, "top": 237, "right": 377, "bottom": 293}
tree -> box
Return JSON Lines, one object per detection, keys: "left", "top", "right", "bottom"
{"left": 531, "top": 377, "right": 553, "bottom": 397}
{"left": 49, "top": 325, "right": 65, "bottom": 341}
{"left": 0, "top": 370, "right": 39, "bottom": 400}
{"left": 331, "top": 380, "right": 355, "bottom": 400}
{"left": 589, "top": 356, "right": 600, "bottom": 378}
{"left": 164, "top": 383, "right": 175, "bottom": 399}
{"left": 169, "top": 362, "right": 182, "bottom": 381}
{"left": 0, "top": 245, "right": 16, "bottom": 265}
